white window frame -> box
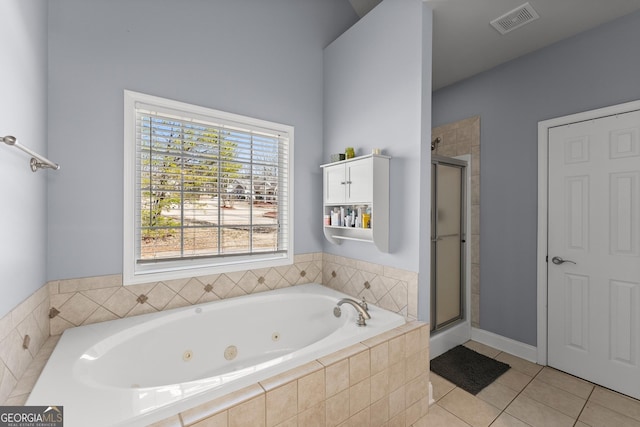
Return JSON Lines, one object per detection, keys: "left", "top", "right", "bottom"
{"left": 123, "top": 90, "right": 294, "bottom": 285}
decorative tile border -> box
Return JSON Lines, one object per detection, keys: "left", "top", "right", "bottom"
{"left": 47, "top": 253, "right": 418, "bottom": 336}
{"left": 48, "top": 253, "right": 323, "bottom": 335}
{"left": 322, "top": 254, "right": 418, "bottom": 320}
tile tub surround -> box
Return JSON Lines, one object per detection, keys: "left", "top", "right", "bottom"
{"left": 322, "top": 254, "right": 418, "bottom": 320}
{"left": 150, "top": 321, "right": 429, "bottom": 427}
{"left": 3, "top": 336, "right": 59, "bottom": 406}
{"left": 3, "top": 252, "right": 420, "bottom": 405}
{"left": 48, "top": 253, "right": 419, "bottom": 336}
{"left": 432, "top": 115, "right": 481, "bottom": 327}
{"left": 48, "top": 253, "right": 323, "bottom": 335}
{"left": 0, "top": 285, "right": 50, "bottom": 404}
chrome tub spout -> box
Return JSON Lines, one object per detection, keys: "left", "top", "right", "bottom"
{"left": 334, "top": 298, "right": 371, "bottom": 326}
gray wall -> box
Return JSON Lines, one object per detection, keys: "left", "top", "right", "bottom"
{"left": 418, "top": 5, "right": 433, "bottom": 323}
{"left": 0, "top": 0, "right": 48, "bottom": 318}
{"left": 432, "top": 10, "right": 640, "bottom": 345}
{"left": 323, "top": 0, "right": 432, "bottom": 274}
{"left": 47, "top": 0, "right": 358, "bottom": 280}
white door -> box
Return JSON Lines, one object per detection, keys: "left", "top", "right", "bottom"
{"left": 548, "top": 110, "right": 640, "bottom": 399}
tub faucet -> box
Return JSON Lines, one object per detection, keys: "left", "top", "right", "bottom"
{"left": 334, "top": 298, "right": 371, "bottom": 326}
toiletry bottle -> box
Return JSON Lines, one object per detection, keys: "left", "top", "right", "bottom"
{"left": 345, "top": 147, "right": 355, "bottom": 159}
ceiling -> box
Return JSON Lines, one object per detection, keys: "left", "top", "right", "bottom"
{"left": 348, "top": 0, "right": 640, "bottom": 90}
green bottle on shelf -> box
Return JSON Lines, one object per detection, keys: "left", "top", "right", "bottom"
{"left": 345, "top": 147, "right": 355, "bottom": 159}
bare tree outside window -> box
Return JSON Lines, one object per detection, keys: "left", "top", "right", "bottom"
{"left": 138, "top": 114, "right": 282, "bottom": 261}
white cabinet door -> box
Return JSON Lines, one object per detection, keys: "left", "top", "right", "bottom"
{"left": 324, "top": 164, "right": 346, "bottom": 204}
{"left": 346, "top": 158, "right": 372, "bottom": 203}
{"left": 548, "top": 110, "right": 640, "bottom": 399}
{"left": 324, "top": 158, "right": 373, "bottom": 204}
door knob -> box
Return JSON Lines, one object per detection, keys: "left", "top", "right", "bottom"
{"left": 551, "top": 256, "right": 576, "bottom": 265}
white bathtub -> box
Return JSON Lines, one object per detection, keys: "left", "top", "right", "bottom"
{"left": 27, "top": 283, "right": 405, "bottom": 427}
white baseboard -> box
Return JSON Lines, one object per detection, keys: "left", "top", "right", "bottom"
{"left": 471, "top": 327, "right": 538, "bottom": 363}
{"left": 428, "top": 381, "right": 435, "bottom": 405}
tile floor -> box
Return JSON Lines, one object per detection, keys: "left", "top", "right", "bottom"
{"left": 423, "top": 341, "right": 640, "bottom": 427}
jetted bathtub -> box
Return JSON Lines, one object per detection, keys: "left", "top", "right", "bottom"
{"left": 27, "top": 283, "right": 406, "bottom": 426}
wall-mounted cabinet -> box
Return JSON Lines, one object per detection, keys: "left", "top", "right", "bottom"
{"left": 320, "top": 154, "right": 390, "bottom": 252}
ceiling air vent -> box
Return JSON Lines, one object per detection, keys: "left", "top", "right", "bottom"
{"left": 490, "top": 2, "right": 540, "bottom": 35}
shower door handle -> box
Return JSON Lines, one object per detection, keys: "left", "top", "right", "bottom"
{"left": 551, "top": 256, "right": 576, "bottom": 265}
{"left": 432, "top": 233, "right": 459, "bottom": 242}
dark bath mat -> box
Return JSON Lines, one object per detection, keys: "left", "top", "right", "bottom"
{"left": 430, "top": 345, "right": 510, "bottom": 395}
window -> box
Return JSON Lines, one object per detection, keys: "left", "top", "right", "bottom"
{"left": 124, "top": 91, "right": 293, "bottom": 285}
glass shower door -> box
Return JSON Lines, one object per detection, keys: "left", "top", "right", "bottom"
{"left": 431, "top": 158, "right": 465, "bottom": 332}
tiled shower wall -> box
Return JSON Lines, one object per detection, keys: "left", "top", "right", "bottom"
{"left": 431, "top": 115, "right": 481, "bottom": 327}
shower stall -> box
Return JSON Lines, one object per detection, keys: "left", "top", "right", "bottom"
{"left": 430, "top": 155, "right": 470, "bottom": 357}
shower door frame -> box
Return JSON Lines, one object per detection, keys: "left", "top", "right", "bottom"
{"left": 431, "top": 155, "right": 468, "bottom": 333}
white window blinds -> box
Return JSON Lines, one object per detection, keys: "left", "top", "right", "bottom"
{"left": 124, "top": 91, "right": 292, "bottom": 284}
{"left": 136, "top": 107, "right": 289, "bottom": 262}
